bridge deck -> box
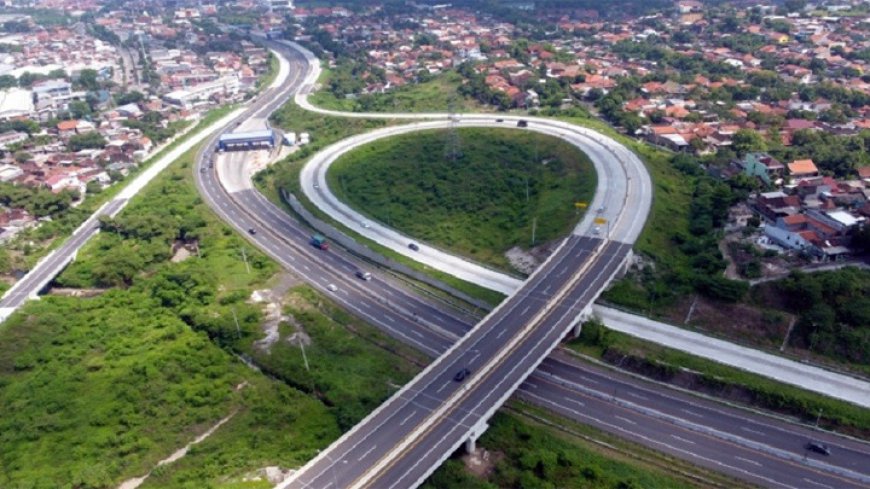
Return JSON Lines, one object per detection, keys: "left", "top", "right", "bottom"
{"left": 284, "top": 236, "right": 630, "bottom": 489}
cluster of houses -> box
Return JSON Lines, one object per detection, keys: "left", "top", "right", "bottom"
{"left": 732, "top": 152, "right": 870, "bottom": 260}
{"left": 0, "top": 6, "right": 272, "bottom": 245}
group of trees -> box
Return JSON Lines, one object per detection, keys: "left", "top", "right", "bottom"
{"left": 774, "top": 269, "right": 870, "bottom": 365}
{"left": 0, "top": 182, "right": 77, "bottom": 218}
{"left": 123, "top": 111, "right": 188, "bottom": 144}
{"left": 67, "top": 132, "right": 107, "bottom": 152}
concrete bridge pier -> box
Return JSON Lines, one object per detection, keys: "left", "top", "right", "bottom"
{"left": 571, "top": 305, "right": 595, "bottom": 338}
{"left": 618, "top": 249, "right": 634, "bottom": 277}
{"left": 464, "top": 419, "right": 489, "bottom": 453}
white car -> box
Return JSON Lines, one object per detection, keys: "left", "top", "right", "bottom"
{"left": 326, "top": 283, "right": 338, "bottom": 292}
{"left": 360, "top": 221, "right": 371, "bottom": 228}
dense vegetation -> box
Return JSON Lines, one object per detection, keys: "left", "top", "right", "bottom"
{"left": 423, "top": 412, "right": 698, "bottom": 489}
{"left": 328, "top": 127, "right": 596, "bottom": 272}
{"left": 762, "top": 269, "right": 870, "bottom": 365}
{"left": 0, "top": 144, "right": 340, "bottom": 488}
{"left": 264, "top": 101, "right": 506, "bottom": 304}
{"left": 0, "top": 182, "right": 78, "bottom": 218}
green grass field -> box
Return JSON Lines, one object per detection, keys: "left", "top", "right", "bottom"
{"left": 328, "top": 127, "right": 597, "bottom": 273}
{"left": 310, "top": 69, "right": 486, "bottom": 113}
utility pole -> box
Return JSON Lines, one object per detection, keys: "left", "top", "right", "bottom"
{"left": 445, "top": 98, "right": 462, "bottom": 162}
{"left": 300, "top": 341, "right": 310, "bottom": 372}
{"left": 231, "top": 308, "right": 241, "bottom": 339}
{"left": 241, "top": 247, "right": 250, "bottom": 273}
{"left": 531, "top": 216, "right": 537, "bottom": 246}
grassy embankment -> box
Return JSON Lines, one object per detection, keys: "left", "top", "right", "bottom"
{"left": 423, "top": 410, "right": 740, "bottom": 489}
{"left": 309, "top": 69, "right": 486, "bottom": 113}
{"left": 328, "top": 127, "right": 596, "bottom": 273}
{"left": 570, "top": 319, "right": 870, "bottom": 438}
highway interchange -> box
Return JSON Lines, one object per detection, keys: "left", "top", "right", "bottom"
{"left": 0, "top": 27, "right": 860, "bottom": 489}
{"left": 195, "top": 41, "right": 870, "bottom": 489}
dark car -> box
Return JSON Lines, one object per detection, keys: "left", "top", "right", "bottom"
{"left": 248, "top": 228, "right": 257, "bottom": 235}
{"left": 408, "top": 242, "right": 420, "bottom": 251}
{"left": 806, "top": 442, "right": 831, "bottom": 456}
{"left": 517, "top": 119, "right": 528, "bottom": 128}
{"left": 453, "top": 367, "right": 471, "bottom": 382}
{"left": 495, "top": 118, "right": 504, "bottom": 123}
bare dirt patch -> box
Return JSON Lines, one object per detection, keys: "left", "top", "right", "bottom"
{"left": 170, "top": 240, "right": 199, "bottom": 263}
{"left": 462, "top": 448, "right": 502, "bottom": 479}
{"left": 505, "top": 240, "right": 562, "bottom": 275}
{"left": 662, "top": 295, "right": 792, "bottom": 350}
{"left": 47, "top": 287, "right": 106, "bottom": 297}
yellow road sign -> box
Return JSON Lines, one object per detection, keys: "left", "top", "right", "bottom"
{"left": 594, "top": 217, "right": 608, "bottom": 225}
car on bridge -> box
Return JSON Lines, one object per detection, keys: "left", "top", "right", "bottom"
{"left": 453, "top": 367, "right": 471, "bottom": 382}
{"left": 806, "top": 441, "right": 831, "bottom": 456}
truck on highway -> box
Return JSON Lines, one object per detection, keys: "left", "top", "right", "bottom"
{"left": 310, "top": 234, "right": 330, "bottom": 250}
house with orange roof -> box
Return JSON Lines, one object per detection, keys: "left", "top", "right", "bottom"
{"left": 788, "top": 159, "right": 820, "bottom": 180}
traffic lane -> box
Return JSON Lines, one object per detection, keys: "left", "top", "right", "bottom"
{"left": 197, "top": 149, "right": 453, "bottom": 355}
{"left": 234, "top": 190, "right": 471, "bottom": 339}
{"left": 233, "top": 188, "right": 475, "bottom": 337}
{"left": 373, "top": 242, "right": 629, "bottom": 488}
{"left": 516, "top": 381, "right": 862, "bottom": 489}
{"left": 201, "top": 186, "right": 451, "bottom": 356}
{"left": 291, "top": 237, "right": 600, "bottom": 488}
{"left": 537, "top": 357, "right": 870, "bottom": 476}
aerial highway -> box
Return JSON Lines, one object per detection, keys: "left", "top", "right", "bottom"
{"left": 196, "top": 41, "right": 870, "bottom": 489}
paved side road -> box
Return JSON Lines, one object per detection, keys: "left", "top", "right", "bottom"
{"left": 594, "top": 306, "right": 870, "bottom": 407}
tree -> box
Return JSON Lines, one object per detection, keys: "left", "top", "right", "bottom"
{"left": 115, "top": 90, "right": 145, "bottom": 105}
{"left": 732, "top": 128, "right": 765, "bottom": 155}
{"left": 783, "top": 0, "right": 807, "bottom": 12}
{"left": 67, "top": 132, "right": 107, "bottom": 151}
{"left": 0, "top": 74, "right": 16, "bottom": 89}
{"left": 76, "top": 68, "right": 100, "bottom": 91}
{"left": 13, "top": 150, "right": 31, "bottom": 163}
{"left": 68, "top": 100, "right": 92, "bottom": 119}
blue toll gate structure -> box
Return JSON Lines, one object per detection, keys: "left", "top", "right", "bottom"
{"left": 218, "top": 130, "right": 276, "bottom": 151}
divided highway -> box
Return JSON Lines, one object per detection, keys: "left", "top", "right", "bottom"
{"left": 197, "top": 41, "right": 870, "bottom": 489}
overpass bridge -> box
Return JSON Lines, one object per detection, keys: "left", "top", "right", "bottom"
{"left": 281, "top": 235, "right": 632, "bottom": 488}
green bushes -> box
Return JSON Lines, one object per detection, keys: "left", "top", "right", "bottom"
{"left": 762, "top": 269, "right": 870, "bottom": 365}
{"left": 422, "top": 413, "right": 696, "bottom": 489}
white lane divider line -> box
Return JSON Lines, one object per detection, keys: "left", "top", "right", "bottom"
{"left": 735, "top": 456, "right": 763, "bottom": 468}
{"left": 357, "top": 444, "right": 378, "bottom": 462}
{"left": 564, "top": 397, "right": 585, "bottom": 408}
{"left": 670, "top": 434, "right": 695, "bottom": 445}
{"left": 399, "top": 410, "right": 417, "bottom": 427}
{"left": 615, "top": 415, "right": 637, "bottom": 426}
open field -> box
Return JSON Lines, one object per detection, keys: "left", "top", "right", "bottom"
{"left": 310, "top": 69, "right": 486, "bottom": 113}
